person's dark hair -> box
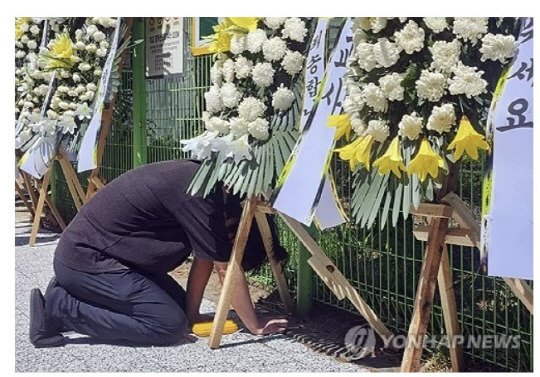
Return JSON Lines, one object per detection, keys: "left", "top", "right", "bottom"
{"left": 223, "top": 191, "right": 288, "bottom": 273}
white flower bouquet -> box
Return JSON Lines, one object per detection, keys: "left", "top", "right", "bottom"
{"left": 182, "top": 17, "right": 314, "bottom": 198}
{"left": 15, "top": 17, "right": 131, "bottom": 159}
{"left": 331, "top": 17, "right": 520, "bottom": 228}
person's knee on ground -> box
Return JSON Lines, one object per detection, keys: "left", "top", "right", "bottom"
{"left": 45, "top": 281, "right": 188, "bottom": 346}
{"left": 147, "top": 304, "right": 188, "bottom": 346}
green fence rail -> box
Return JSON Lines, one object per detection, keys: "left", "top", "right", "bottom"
{"left": 52, "top": 17, "right": 533, "bottom": 372}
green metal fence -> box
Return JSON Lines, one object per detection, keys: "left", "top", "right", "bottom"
{"left": 52, "top": 18, "right": 533, "bottom": 372}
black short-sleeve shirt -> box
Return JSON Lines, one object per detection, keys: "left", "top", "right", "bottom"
{"left": 54, "top": 160, "right": 232, "bottom": 274}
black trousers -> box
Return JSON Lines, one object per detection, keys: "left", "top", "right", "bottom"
{"left": 45, "top": 258, "right": 188, "bottom": 346}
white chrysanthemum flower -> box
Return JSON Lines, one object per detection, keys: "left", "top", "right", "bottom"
{"left": 264, "top": 17, "right": 287, "bottom": 30}
{"left": 430, "top": 40, "right": 461, "bottom": 73}
{"left": 453, "top": 17, "right": 489, "bottom": 45}
{"left": 27, "top": 40, "right": 38, "bottom": 50}
{"left": 262, "top": 37, "right": 287, "bottom": 62}
{"left": 426, "top": 103, "right": 456, "bottom": 134}
{"left": 204, "top": 85, "right": 223, "bottom": 114}
{"left": 272, "top": 84, "right": 295, "bottom": 111}
{"left": 423, "top": 17, "right": 449, "bottom": 33}
{"left": 210, "top": 60, "right": 223, "bottom": 85}
{"left": 480, "top": 33, "right": 518, "bottom": 63}
{"left": 281, "top": 50, "right": 304, "bottom": 76}
{"left": 343, "top": 97, "right": 356, "bottom": 115}
{"left": 351, "top": 115, "right": 367, "bottom": 135}
{"left": 246, "top": 29, "right": 268, "bottom": 54}
{"left": 367, "top": 119, "right": 390, "bottom": 142}
{"left": 281, "top": 17, "right": 308, "bottom": 42}
{"left": 238, "top": 97, "right": 267, "bottom": 122}
{"left": 379, "top": 73, "right": 404, "bottom": 101}
{"left": 448, "top": 63, "right": 488, "bottom": 98}
{"left": 229, "top": 117, "right": 249, "bottom": 137}
{"left": 205, "top": 116, "right": 230, "bottom": 134}
{"left": 230, "top": 34, "right": 247, "bottom": 55}
{"left": 398, "top": 113, "right": 423, "bottom": 140}
{"left": 355, "top": 17, "right": 388, "bottom": 33}
{"left": 415, "top": 70, "right": 447, "bottom": 102}
{"left": 222, "top": 59, "right": 235, "bottom": 83}
{"left": 349, "top": 85, "right": 365, "bottom": 111}
{"left": 234, "top": 56, "right": 253, "bottom": 79}
{"left": 248, "top": 118, "right": 270, "bottom": 140}
{"left": 394, "top": 20, "right": 425, "bottom": 54}
{"left": 355, "top": 42, "right": 377, "bottom": 72}
{"left": 363, "top": 83, "right": 388, "bottom": 112}
{"left": 353, "top": 28, "right": 368, "bottom": 46}
{"left": 29, "top": 24, "right": 40, "bottom": 35}
{"left": 220, "top": 82, "right": 242, "bottom": 108}
{"left": 373, "top": 38, "right": 401, "bottom": 68}
{"left": 252, "top": 62, "right": 275, "bottom": 87}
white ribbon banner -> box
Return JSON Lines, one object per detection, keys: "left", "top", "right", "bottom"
{"left": 272, "top": 18, "right": 353, "bottom": 227}
{"left": 77, "top": 17, "right": 122, "bottom": 172}
{"left": 19, "top": 71, "right": 58, "bottom": 178}
{"left": 482, "top": 18, "right": 533, "bottom": 279}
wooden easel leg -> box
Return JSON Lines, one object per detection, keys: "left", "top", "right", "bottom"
{"left": 400, "top": 217, "right": 449, "bottom": 372}
{"left": 44, "top": 192, "right": 67, "bottom": 230}
{"left": 437, "top": 244, "right": 464, "bottom": 372}
{"left": 22, "top": 171, "right": 38, "bottom": 213}
{"left": 29, "top": 171, "right": 51, "bottom": 247}
{"left": 278, "top": 213, "right": 394, "bottom": 344}
{"left": 58, "top": 158, "right": 82, "bottom": 211}
{"left": 58, "top": 155, "right": 87, "bottom": 205}
{"left": 208, "top": 196, "right": 258, "bottom": 349}
{"left": 504, "top": 278, "right": 533, "bottom": 314}
{"left": 254, "top": 211, "right": 295, "bottom": 315}
{"left": 15, "top": 182, "right": 34, "bottom": 216}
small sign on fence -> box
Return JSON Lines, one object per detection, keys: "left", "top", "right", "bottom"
{"left": 146, "top": 17, "right": 184, "bottom": 78}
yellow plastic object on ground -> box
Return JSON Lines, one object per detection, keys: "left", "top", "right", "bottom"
{"left": 192, "top": 320, "right": 239, "bottom": 337}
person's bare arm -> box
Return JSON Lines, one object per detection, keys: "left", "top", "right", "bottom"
{"left": 214, "top": 261, "right": 288, "bottom": 335}
{"left": 185, "top": 257, "right": 214, "bottom": 324}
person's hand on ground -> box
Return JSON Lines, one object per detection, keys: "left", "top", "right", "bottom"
{"left": 251, "top": 316, "right": 288, "bottom": 335}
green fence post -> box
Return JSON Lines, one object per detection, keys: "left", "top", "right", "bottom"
{"left": 296, "top": 225, "right": 316, "bottom": 316}
{"left": 132, "top": 17, "right": 147, "bottom": 167}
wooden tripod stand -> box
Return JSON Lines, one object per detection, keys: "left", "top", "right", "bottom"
{"left": 207, "top": 195, "right": 394, "bottom": 350}
{"left": 400, "top": 192, "right": 534, "bottom": 372}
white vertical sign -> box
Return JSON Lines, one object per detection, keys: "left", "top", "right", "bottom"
{"left": 483, "top": 18, "right": 533, "bottom": 280}
{"left": 77, "top": 18, "right": 122, "bottom": 173}
{"left": 272, "top": 18, "right": 353, "bottom": 226}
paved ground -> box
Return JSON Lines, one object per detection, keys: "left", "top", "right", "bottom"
{"left": 14, "top": 206, "right": 368, "bottom": 372}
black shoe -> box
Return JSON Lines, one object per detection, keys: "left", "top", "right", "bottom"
{"left": 29, "top": 288, "right": 65, "bottom": 348}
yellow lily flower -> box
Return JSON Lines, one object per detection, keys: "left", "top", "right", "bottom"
{"left": 227, "top": 17, "right": 260, "bottom": 32}
{"left": 356, "top": 135, "right": 375, "bottom": 171}
{"left": 447, "top": 116, "right": 490, "bottom": 160}
{"left": 327, "top": 114, "right": 352, "bottom": 141}
{"left": 408, "top": 138, "right": 445, "bottom": 182}
{"left": 15, "top": 18, "right": 30, "bottom": 40}
{"left": 209, "top": 19, "right": 234, "bottom": 53}
{"left": 50, "top": 33, "right": 74, "bottom": 60}
{"left": 373, "top": 136, "right": 406, "bottom": 178}
{"left": 335, "top": 135, "right": 375, "bottom": 171}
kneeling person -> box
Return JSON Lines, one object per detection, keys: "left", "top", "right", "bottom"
{"left": 29, "top": 159, "right": 288, "bottom": 347}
